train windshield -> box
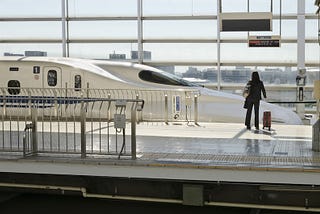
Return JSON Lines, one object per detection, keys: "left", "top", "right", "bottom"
{"left": 139, "top": 70, "right": 196, "bottom": 87}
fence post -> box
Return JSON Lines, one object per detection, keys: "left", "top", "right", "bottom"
{"left": 165, "top": 94, "right": 168, "bottom": 125}
{"left": 80, "top": 96, "right": 86, "bottom": 158}
{"left": 135, "top": 94, "right": 140, "bottom": 123}
{"left": 2, "top": 89, "right": 6, "bottom": 117}
{"left": 54, "top": 90, "right": 58, "bottom": 117}
{"left": 28, "top": 90, "right": 32, "bottom": 116}
{"left": 131, "top": 108, "right": 136, "bottom": 160}
{"left": 31, "top": 108, "right": 38, "bottom": 156}
{"left": 194, "top": 94, "right": 199, "bottom": 125}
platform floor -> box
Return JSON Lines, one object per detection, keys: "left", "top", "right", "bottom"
{"left": 0, "top": 121, "right": 320, "bottom": 186}
{"left": 134, "top": 122, "right": 320, "bottom": 170}
{"left": 1, "top": 122, "right": 320, "bottom": 211}
{"left": 0, "top": 122, "right": 318, "bottom": 169}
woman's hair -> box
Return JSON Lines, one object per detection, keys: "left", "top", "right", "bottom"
{"left": 251, "top": 71, "right": 261, "bottom": 83}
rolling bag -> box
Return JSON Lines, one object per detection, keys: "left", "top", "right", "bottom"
{"left": 263, "top": 111, "right": 271, "bottom": 131}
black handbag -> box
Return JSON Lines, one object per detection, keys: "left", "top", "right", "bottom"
{"left": 243, "top": 99, "right": 248, "bottom": 109}
{"left": 243, "top": 82, "right": 251, "bottom": 98}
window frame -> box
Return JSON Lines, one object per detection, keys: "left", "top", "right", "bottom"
{"left": 47, "top": 69, "right": 58, "bottom": 87}
{"left": 7, "top": 80, "right": 21, "bottom": 95}
{"left": 74, "top": 74, "right": 82, "bottom": 91}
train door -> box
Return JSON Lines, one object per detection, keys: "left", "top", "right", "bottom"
{"left": 43, "top": 67, "right": 62, "bottom": 88}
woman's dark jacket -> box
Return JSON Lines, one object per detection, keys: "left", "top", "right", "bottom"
{"left": 247, "top": 80, "right": 266, "bottom": 101}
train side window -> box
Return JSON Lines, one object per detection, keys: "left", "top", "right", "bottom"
{"left": 74, "top": 75, "right": 81, "bottom": 91}
{"left": 138, "top": 70, "right": 192, "bottom": 86}
{"left": 7, "top": 80, "right": 21, "bottom": 95}
{"left": 47, "top": 70, "right": 57, "bottom": 86}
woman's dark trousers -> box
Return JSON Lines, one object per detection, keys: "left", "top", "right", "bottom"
{"left": 245, "top": 100, "right": 260, "bottom": 129}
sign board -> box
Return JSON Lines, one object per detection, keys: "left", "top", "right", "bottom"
{"left": 248, "top": 36, "right": 281, "bottom": 47}
{"left": 220, "top": 12, "right": 272, "bottom": 32}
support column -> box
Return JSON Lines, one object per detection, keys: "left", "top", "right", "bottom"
{"left": 297, "top": 0, "right": 306, "bottom": 119}
{"left": 217, "top": 0, "right": 221, "bottom": 90}
{"left": 137, "top": 0, "right": 143, "bottom": 64}
{"left": 61, "top": 0, "right": 67, "bottom": 57}
{"left": 297, "top": 0, "right": 305, "bottom": 69}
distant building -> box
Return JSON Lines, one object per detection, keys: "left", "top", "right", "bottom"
{"left": 109, "top": 52, "right": 126, "bottom": 60}
{"left": 182, "top": 67, "right": 218, "bottom": 82}
{"left": 183, "top": 67, "right": 202, "bottom": 79}
{"left": 131, "top": 51, "right": 151, "bottom": 60}
{"left": 203, "top": 68, "right": 217, "bottom": 82}
{"left": 4, "top": 52, "right": 24, "bottom": 56}
{"left": 155, "top": 65, "right": 175, "bottom": 74}
{"left": 221, "top": 67, "right": 250, "bottom": 83}
{"left": 25, "top": 51, "right": 47, "bottom": 56}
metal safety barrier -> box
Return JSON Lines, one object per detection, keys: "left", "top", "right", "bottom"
{"left": 0, "top": 88, "right": 147, "bottom": 159}
{"left": 0, "top": 87, "right": 199, "bottom": 159}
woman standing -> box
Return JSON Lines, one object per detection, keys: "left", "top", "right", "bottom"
{"left": 245, "top": 71, "right": 267, "bottom": 130}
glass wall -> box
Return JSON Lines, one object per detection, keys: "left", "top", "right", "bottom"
{"left": 0, "top": 0, "right": 61, "bottom": 18}
{"left": 69, "top": 21, "right": 137, "bottom": 40}
{"left": 69, "top": 43, "right": 137, "bottom": 59}
{"left": 0, "top": 0, "right": 318, "bottom": 93}
{"left": 143, "top": 0, "right": 217, "bottom": 16}
{"left": 0, "top": 22, "right": 61, "bottom": 40}
{"left": 143, "top": 20, "right": 217, "bottom": 39}
{"left": 68, "top": 0, "right": 137, "bottom": 16}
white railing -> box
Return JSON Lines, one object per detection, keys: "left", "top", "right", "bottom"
{"left": 0, "top": 87, "right": 200, "bottom": 159}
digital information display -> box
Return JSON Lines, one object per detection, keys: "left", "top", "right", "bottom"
{"left": 222, "top": 19, "right": 271, "bottom": 31}
{"left": 248, "top": 36, "right": 281, "bottom": 47}
{"left": 220, "top": 12, "right": 273, "bottom": 32}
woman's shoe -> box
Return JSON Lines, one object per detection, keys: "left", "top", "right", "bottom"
{"left": 246, "top": 126, "right": 251, "bottom": 130}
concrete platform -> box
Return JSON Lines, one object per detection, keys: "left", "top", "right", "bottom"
{"left": 1, "top": 122, "right": 320, "bottom": 211}
{"left": 135, "top": 122, "right": 318, "bottom": 170}
{"left": 0, "top": 122, "right": 319, "bottom": 185}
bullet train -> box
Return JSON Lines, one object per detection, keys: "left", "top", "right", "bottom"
{"left": 0, "top": 56, "right": 302, "bottom": 125}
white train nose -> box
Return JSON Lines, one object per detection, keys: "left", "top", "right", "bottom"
{"left": 197, "top": 88, "right": 303, "bottom": 125}
{"left": 260, "top": 101, "right": 303, "bottom": 125}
